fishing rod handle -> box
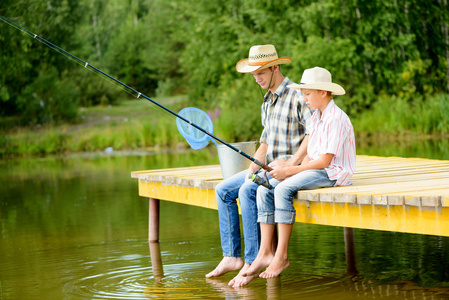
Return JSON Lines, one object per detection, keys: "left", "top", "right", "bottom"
{"left": 252, "top": 158, "right": 273, "bottom": 172}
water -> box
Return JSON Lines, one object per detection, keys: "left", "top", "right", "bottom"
{"left": 1, "top": 141, "right": 449, "bottom": 300}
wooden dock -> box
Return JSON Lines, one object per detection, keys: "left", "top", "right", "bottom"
{"left": 131, "top": 155, "right": 449, "bottom": 238}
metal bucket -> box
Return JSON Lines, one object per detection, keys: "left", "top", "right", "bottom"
{"left": 216, "top": 141, "right": 258, "bottom": 180}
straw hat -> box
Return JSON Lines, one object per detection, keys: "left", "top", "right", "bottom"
{"left": 287, "top": 67, "right": 345, "bottom": 95}
{"left": 236, "top": 44, "right": 292, "bottom": 73}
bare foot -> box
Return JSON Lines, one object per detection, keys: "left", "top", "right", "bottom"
{"left": 228, "top": 263, "right": 248, "bottom": 286}
{"left": 259, "top": 256, "right": 290, "bottom": 278}
{"left": 229, "top": 263, "right": 259, "bottom": 287}
{"left": 241, "top": 253, "right": 273, "bottom": 277}
{"left": 205, "top": 257, "right": 244, "bottom": 278}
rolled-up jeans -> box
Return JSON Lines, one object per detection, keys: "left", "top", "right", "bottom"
{"left": 215, "top": 169, "right": 264, "bottom": 264}
{"left": 257, "top": 169, "right": 336, "bottom": 225}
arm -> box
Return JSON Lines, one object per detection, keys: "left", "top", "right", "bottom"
{"left": 269, "top": 135, "right": 309, "bottom": 168}
{"left": 269, "top": 153, "right": 333, "bottom": 181}
{"left": 286, "top": 135, "right": 309, "bottom": 166}
{"left": 245, "top": 142, "right": 268, "bottom": 181}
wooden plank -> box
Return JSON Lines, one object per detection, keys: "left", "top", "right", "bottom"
{"left": 131, "top": 165, "right": 221, "bottom": 178}
{"left": 298, "top": 178, "right": 449, "bottom": 205}
{"left": 132, "top": 155, "right": 449, "bottom": 237}
{"left": 132, "top": 155, "right": 449, "bottom": 204}
{"left": 350, "top": 172, "right": 449, "bottom": 186}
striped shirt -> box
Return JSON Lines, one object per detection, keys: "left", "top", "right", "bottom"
{"left": 307, "top": 100, "right": 356, "bottom": 186}
{"left": 260, "top": 77, "right": 312, "bottom": 164}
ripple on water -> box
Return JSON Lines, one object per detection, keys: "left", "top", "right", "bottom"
{"left": 63, "top": 260, "right": 351, "bottom": 300}
{"left": 63, "top": 263, "right": 449, "bottom": 300}
{"left": 64, "top": 261, "right": 225, "bottom": 299}
{"left": 61, "top": 239, "right": 449, "bottom": 299}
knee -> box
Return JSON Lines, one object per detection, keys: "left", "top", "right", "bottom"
{"left": 256, "top": 187, "right": 263, "bottom": 207}
{"left": 238, "top": 181, "right": 257, "bottom": 206}
{"left": 274, "top": 183, "right": 293, "bottom": 200}
{"left": 239, "top": 179, "right": 258, "bottom": 199}
{"left": 256, "top": 186, "right": 270, "bottom": 202}
{"left": 215, "top": 182, "right": 226, "bottom": 199}
{"left": 215, "top": 180, "right": 238, "bottom": 202}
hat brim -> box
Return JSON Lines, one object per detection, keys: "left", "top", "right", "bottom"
{"left": 287, "top": 82, "right": 346, "bottom": 95}
{"left": 236, "top": 57, "right": 292, "bottom": 73}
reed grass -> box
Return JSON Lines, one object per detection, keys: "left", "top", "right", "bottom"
{"left": 0, "top": 97, "right": 187, "bottom": 157}
{"left": 352, "top": 93, "right": 449, "bottom": 137}
{"left": 1, "top": 94, "right": 449, "bottom": 158}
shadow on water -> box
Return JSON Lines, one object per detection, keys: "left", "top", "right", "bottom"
{"left": 1, "top": 139, "right": 449, "bottom": 299}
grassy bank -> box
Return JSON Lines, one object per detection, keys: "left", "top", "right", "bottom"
{"left": 1, "top": 96, "right": 184, "bottom": 157}
{"left": 0, "top": 95, "right": 259, "bottom": 158}
{"left": 1, "top": 94, "right": 449, "bottom": 158}
{"left": 352, "top": 93, "right": 449, "bottom": 138}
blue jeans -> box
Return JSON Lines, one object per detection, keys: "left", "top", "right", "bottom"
{"left": 215, "top": 170, "right": 262, "bottom": 264}
{"left": 257, "top": 169, "right": 336, "bottom": 225}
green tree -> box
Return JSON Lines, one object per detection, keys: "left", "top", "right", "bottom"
{"left": 0, "top": 0, "right": 83, "bottom": 124}
{"left": 1, "top": 0, "right": 448, "bottom": 129}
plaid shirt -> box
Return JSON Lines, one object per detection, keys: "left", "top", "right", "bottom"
{"left": 260, "top": 77, "right": 312, "bottom": 164}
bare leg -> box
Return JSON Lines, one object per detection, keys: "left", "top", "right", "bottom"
{"left": 240, "top": 223, "right": 276, "bottom": 278}
{"left": 205, "top": 257, "right": 244, "bottom": 278}
{"left": 259, "top": 223, "right": 292, "bottom": 278}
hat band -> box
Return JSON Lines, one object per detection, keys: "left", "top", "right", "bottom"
{"left": 249, "top": 52, "right": 277, "bottom": 61}
{"left": 248, "top": 58, "right": 279, "bottom": 66}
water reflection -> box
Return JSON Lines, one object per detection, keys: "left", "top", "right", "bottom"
{"left": 1, "top": 142, "right": 449, "bottom": 299}
{"left": 205, "top": 275, "right": 346, "bottom": 300}
{"left": 148, "top": 242, "right": 164, "bottom": 284}
{"left": 357, "top": 136, "right": 449, "bottom": 160}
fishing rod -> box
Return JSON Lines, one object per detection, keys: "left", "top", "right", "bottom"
{"left": 0, "top": 15, "right": 273, "bottom": 175}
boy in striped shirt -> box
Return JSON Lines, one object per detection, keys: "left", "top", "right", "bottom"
{"left": 242, "top": 67, "right": 356, "bottom": 282}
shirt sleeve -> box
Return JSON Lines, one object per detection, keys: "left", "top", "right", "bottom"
{"left": 322, "top": 116, "right": 349, "bottom": 156}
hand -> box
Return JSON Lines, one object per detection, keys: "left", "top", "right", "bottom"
{"left": 269, "top": 167, "right": 289, "bottom": 181}
{"left": 245, "top": 169, "right": 252, "bottom": 183}
{"left": 269, "top": 159, "right": 287, "bottom": 168}
{"left": 245, "top": 166, "right": 259, "bottom": 183}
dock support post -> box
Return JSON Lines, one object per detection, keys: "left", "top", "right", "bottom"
{"left": 149, "top": 198, "right": 160, "bottom": 242}
{"left": 344, "top": 227, "right": 358, "bottom": 276}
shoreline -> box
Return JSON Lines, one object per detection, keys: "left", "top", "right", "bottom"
{"left": 2, "top": 96, "right": 449, "bottom": 159}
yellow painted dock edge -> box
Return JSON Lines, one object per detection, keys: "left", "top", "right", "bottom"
{"left": 294, "top": 200, "right": 449, "bottom": 237}
{"left": 137, "top": 180, "right": 449, "bottom": 237}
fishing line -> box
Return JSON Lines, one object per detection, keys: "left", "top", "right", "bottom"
{"left": 0, "top": 15, "right": 273, "bottom": 173}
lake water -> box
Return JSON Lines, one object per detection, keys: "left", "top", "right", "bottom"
{"left": 1, "top": 139, "right": 449, "bottom": 300}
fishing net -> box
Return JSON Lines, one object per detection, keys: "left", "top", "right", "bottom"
{"left": 176, "top": 107, "right": 218, "bottom": 150}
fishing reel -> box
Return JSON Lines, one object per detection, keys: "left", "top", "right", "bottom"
{"left": 249, "top": 172, "right": 273, "bottom": 189}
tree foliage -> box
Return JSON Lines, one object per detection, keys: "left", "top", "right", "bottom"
{"left": 0, "top": 0, "right": 448, "bottom": 125}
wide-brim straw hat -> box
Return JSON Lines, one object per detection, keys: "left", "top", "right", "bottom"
{"left": 287, "top": 67, "right": 345, "bottom": 95}
{"left": 236, "top": 44, "right": 292, "bottom": 73}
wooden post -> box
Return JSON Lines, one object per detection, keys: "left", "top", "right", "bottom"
{"left": 344, "top": 227, "right": 358, "bottom": 276}
{"left": 149, "top": 198, "right": 160, "bottom": 242}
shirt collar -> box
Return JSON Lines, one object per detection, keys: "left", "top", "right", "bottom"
{"left": 312, "top": 99, "right": 336, "bottom": 122}
{"left": 264, "top": 76, "right": 292, "bottom": 104}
